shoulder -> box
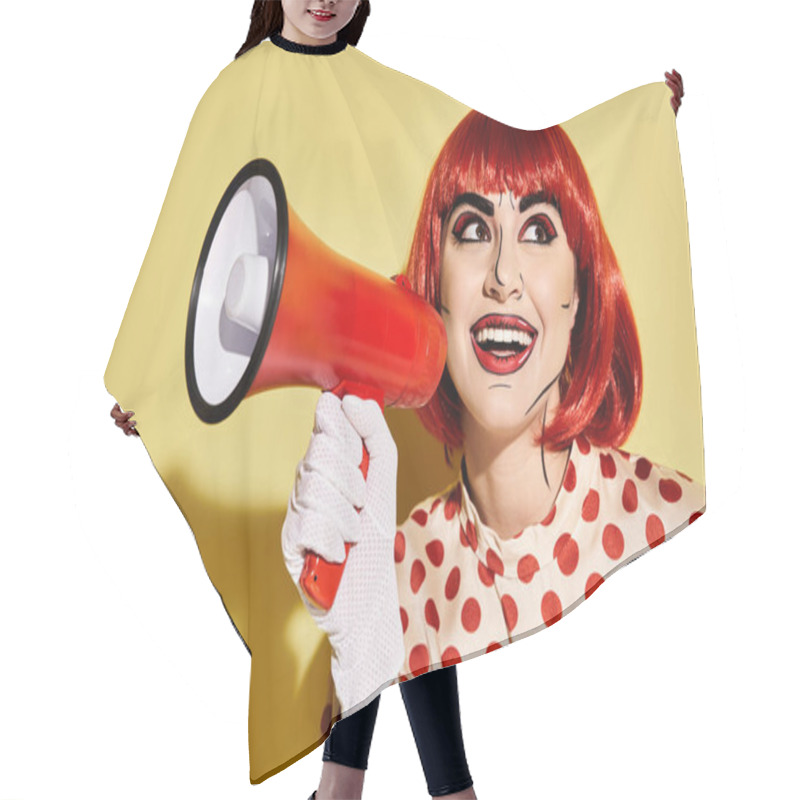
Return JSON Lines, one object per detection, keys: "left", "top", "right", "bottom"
{"left": 341, "top": 47, "right": 469, "bottom": 129}
{"left": 617, "top": 446, "right": 704, "bottom": 504}
{"left": 190, "top": 44, "right": 270, "bottom": 122}
{"left": 583, "top": 441, "right": 705, "bottom": 529}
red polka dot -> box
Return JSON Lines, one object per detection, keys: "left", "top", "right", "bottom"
{"left": 411, "top": 509, "right": 428, "bottom": 527}
{"left": 576, "top": 435, "right": 591, "bottom": 454}
{"left": 410, "top": 559, "right": 426, "bottom": 594}
{"left": 430, "top": 497, "right": 442, "bottom": 514}
{"left": 635, "top": 457, "right": 653, "bottom": 481}
{"left": 513, "top": 530, "right": 524, "bottom": 539}
{"left": 461, "top": 598, "right": 481, "bottom": 633}
{"left": 426, "top": 539, "right": 444, "bottom": 567}
{"left": 425, "top": 599, "right": 440, "bottom": 631}
{"left": 622, "top": 479, "right": 638, "bottom": 512}
{"left": 501, "top": 594, "right": 518, "bottom": 632}
{"left": 409, "top": 644, "right": 430, "bottom": 677}
{"left": 320, "top": 703, "right": 332, "bottom": 735}
{"left": 486, "top": 642, "right": 502, "bottom": 654}
{"left": 517, "top": 554, "right": 540, "bottom": 583}
{"left": 677, "top": 470, "right": 692, "bottom": 482}
{"left": 581, "top": 489, "right": 600, "bottom": 522}
{"left": 464, "top": 520, "right": 478, "bottom": 551}
{"left": 478, "top": 560, "right": 495, "bottom": 587}
{"left": 541, "top": 591, "right": 562, "bottom": 626}
{"left": 554, "top": 533, "right": 579, "bottom": 576}
{"left": 689, "top": 511, "right": 704, "bottom": 524}
{"left": 602, "top": 524, "right": 625, "bottom": 560}
{"left": 646, "top": 515, "right": 666, "bottom": 548}
{"left": 445, "top": 485, "right": 462, "bottom": 520}
{"left": 600, "top": 452, "right": 617, "bottom": 479}
{"left": 394, "top": 531, "right": 406, "bottom": 563}
{"left": 487, "top": 548, "right": 505, "bottom": 576}
{"left": 563, "top": 461, "right": 577, "bottom": 492}
{"left": 400, "top": 606, "right": 408, "bottom": 633}
{"left": 585, "top": 573, "right": 604, "bottom": 599}
{"left": 541, "top": 505, "right": 557, "bottom": 526}
{"left": 659, "top": 478, "right": 683, "bottom": 503}
{"left": 619, "top": 450, "right": 631, "bottom": 461}
{"left": 442, "top": 646, "right": 461, "bottom": 667}
{"left": 399, "top": 675, "right": 408, "bottom": 683}
{"left": 445, "top": 566, "right": 461, "bottom": 600}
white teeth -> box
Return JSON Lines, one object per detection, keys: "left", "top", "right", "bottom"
{"left": 475, "top": 327, "right": 533, "bottom": 346}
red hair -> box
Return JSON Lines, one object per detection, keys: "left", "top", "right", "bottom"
{"left": 407, "top": 111, "right": 642, "bottom": 452}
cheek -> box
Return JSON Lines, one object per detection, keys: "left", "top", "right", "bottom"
{"left": 442, "top": 309, "right": 468, "bottom": 380}
{"left": 439, "top": 276, "right": 474, "bottom": 389}
{"left": 332, "top": 1, "right": 361, "bottom": 28}
{"left": 438, "top": 258, "right": 455, "bottom": 309}
{"left": 530, "top": 255, "right": 577, "bottom": 333}
{"left": 282, "top": 0, "right": 303, "bottom": 18}
{"left": 440, "top": 255, "right": 484, "bottom": 319}
{"left": 282, "top": 5, "right": 304, "bottom": 30}
{"left": 440, "top": 271, "right": 474, "bottom": 353}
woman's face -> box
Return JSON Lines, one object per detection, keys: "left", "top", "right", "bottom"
{"left": 280, "top": 0, "right": 360, "bottom": 45}
{"left": 440, "top": 190, "right": 579, "bottom": 437}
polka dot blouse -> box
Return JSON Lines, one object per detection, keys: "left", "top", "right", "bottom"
{"left": 394, "top": 436, "right": 706, "bottom": 680}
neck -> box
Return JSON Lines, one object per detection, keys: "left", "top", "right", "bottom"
{"left": 281, "top": 20, "right": 337, "bottom": 47}
{"left": 462, "top": 406, "right": 570, "bottom": 539}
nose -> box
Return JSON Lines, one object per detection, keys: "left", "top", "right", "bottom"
{"left": 484, "top": 228, "right": 523, "bottom": 303}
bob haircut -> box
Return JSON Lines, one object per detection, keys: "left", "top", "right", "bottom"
{"left": 406, "top": 111, "right": 643, "bottom": 453}
{"left": 237, "top": 0, "right": 371, "bottom": 58}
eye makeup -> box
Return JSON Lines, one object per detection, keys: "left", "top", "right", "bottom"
{"left": 519, "top": 213, "right": 557, "bottom": 244}
{"left": 452, "top": 212, "right": 492, "bottom": 243}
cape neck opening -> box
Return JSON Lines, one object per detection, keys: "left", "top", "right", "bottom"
{"left": 270, "top": 33, "right": 348, "bottom": 56}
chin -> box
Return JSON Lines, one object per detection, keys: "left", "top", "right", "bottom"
{"left": 462, "top": 371, "right": 561, "bottom": 438}
{"left": 463, "top": 395, "right": 532, "bottom": 438}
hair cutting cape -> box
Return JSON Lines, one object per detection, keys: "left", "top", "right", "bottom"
{"left": 106, "top": 39, "right": 704, "bottom": 783}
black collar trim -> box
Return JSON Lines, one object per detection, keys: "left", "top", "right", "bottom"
{"left": 270, "top": 33, "right": 347, "bottom": 55}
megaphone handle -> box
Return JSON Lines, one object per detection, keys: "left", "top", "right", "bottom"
{"left": 300, "top": 383, "right": 386, "bottom": 611}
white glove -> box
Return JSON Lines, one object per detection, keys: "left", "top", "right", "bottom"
{"left": 281, "top": 392, "right": 404, "bottom": 713}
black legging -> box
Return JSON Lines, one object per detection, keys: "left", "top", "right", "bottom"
{"left": 323, "top": 665, "right": 473, "bottom": 797}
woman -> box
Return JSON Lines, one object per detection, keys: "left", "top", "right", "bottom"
{"left": 284, "top": 100, "right": 701, "bottom": 796}
{"left": 394, "top": 111, "right": 705, "bottom": 674}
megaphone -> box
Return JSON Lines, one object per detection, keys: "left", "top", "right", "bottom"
{"left": 185, "top": 159, "right": 446, "bottom": 609}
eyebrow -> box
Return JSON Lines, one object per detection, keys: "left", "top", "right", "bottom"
{"left": 447, "top": 192, "right": 495, "bottom": 219}
{"left": 518, "top": 192, "right": 551, "bottom": 214}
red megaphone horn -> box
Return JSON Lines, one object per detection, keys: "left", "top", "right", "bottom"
{"left": 185, "top": 159, "right": 446, "bottom": 610}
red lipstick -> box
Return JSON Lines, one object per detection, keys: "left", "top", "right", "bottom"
{"left": 470, "top": 314, "right": 537, "bottom": 375}
{"left": 308, "top": 9, "right": 335, "bottom": 22}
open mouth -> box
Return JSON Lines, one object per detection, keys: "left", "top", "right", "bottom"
{"left": 308, "top": 9, "right": 335, "bottom": 22}
{"left": 470, "top": 314, "right": 537, "bottom": 375}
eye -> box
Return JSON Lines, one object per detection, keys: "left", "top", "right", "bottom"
{"left": 452, "top": 212, "right": 492, "bottom": 243}
{"left": 519, "top": 214, "right": 557, "bottom": 244}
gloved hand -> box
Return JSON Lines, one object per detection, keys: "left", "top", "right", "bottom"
{"left": 282, "top": 392, "right": 404, "bottom": 713}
